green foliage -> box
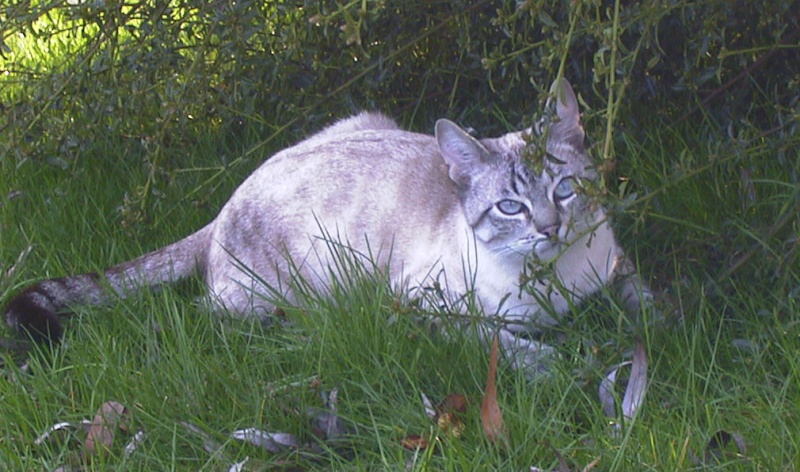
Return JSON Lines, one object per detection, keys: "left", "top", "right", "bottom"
{"left": 2, "top": 0, "right": 797, "bottom": 228}
{"left": 3, "top": 0, "right": 797, "bottom": 144}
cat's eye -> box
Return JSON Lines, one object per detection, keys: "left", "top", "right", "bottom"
{"left": 496, "top": 199, "right": 526, "bottom": 216}
{"left": 553, "top": 177, "right": 575, "bottom": 202}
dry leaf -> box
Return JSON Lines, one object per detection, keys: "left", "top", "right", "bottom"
{"left": 401, "top": 434, "right": 429, "bottom": 450}
{"left": 123, "top": 430, "right": 147, "bottom": 457}
{"left": 180, "top": 421, "right": 222, "bottom": 454}
{"left": 433, "top": 393, "right": 467, "bottom": 437}
{"left": 599, "top": 341, "right": 648, "bottom": 430}
{"left": 84, "top": 401, "right": 129, "bottom": 456}
{"left": 481, "top": 332, "right": 508, "bottom": 444}
{"left": 228, "top": 456, "right": 249, "bottom": 472}
{"left": 230, "top": 428, "right": 300, "bottom": 453}
{"left": 437, "top": 412, "right": 465, "bottom": 437}
{"left": 309, "top": 387, "right": 350, "bottom": 440}
{"left": 35, "top": 421, "right": 94, "bottom": 445}
{"left": 436, "top": 394, "right": 467, "bottom": 415}
{"left": 420, "top": 391, "right": 436, "bottom": 418}
{"left": 622, "top": 342, "right": 648, "bottom": 421}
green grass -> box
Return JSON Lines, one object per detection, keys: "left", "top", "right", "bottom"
{"left": 2, "top": 115, "right": 798, "bottom": 471}
{"left": 2, "top": 1, "right": 798, "bottom": 470}
{"left": 2, "top": 44, "right": 799, "bottom": 469}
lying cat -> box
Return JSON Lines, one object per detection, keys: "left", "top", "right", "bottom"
{"left": 4, "top": 79, "right": 650, "bottom": 373}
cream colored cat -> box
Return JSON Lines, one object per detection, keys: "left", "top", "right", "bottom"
{"left": 5, "top": 79, "right": 650, "bottom": 373}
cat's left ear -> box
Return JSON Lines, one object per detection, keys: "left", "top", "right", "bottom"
{"left": 548, "top": 78, "right": 585, "bottom": 143}
{"left": 436, "top": 119, "right": 489, "bottom": 188}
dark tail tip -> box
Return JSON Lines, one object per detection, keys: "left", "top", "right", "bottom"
{"left": 5, "top": 290, "right": 64, "bottom": 343}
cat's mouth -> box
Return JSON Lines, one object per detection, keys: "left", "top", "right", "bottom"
{"left": 531, "top": 237, "right": 561, "bottom": 260}
{"left": 500, "top": 238, "right": 560, "bottom": 259}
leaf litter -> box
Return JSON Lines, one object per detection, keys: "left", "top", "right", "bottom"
{"left": 34, "top": 387, "right": 353, "bottom": 470}
{"left": 179, "top": 386, "right": 354, "bottom": 469}
{"left": 25, "top": 334, "right": 679, "bottom": 470}
{"left": 35, "top": 400, "right": 144, "bottom": 470}
{"left": 402, "top": 391, "right": 469, "bottom": 452}
{"left": 405, "top": 332, "right": 637, "bottom": 471}
{"left": 83, "top": 401, "right": 131, "bottom": 456}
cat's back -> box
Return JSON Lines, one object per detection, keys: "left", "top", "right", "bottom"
{"left": 207, "top": 114, "right": 465, "bottom": 290}
{"left": 234, "top": 121, "right": 448, "bottom": 206}
{"left": 265, "top": 126, "right": 439, "bottom": 175}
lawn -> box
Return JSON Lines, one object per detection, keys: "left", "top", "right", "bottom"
{"left": 1, "top": 3, "right": 798, "bottom": 470}
{"left": 2, "top": 96, "right": 798, "bottom": 470}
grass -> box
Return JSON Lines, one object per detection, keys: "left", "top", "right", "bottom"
{"left": 1, "top": 19, "right": 799, "bottom": 471}
{"left": 2, "top": 112, "right": 798, "bottom": 471}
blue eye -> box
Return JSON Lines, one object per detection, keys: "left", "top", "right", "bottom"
{"left": 554, "top": 178, "right": 575, "bottom": 201}
{"left": 496, "top": 199, "right": 526, "bottom": 215}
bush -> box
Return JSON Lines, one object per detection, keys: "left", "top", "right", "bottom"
{"left": 2, "top": 0, "right": 797, "bottom": 149}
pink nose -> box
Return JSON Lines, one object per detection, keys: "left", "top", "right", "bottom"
{"left": 538, "top": 224, "right": 559, "bottom": 239}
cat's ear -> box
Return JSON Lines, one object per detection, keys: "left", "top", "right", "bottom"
{"left": 547, "top": 78, "right": 585, "bottom": 143}
{"left": 435, "top": 119, "right": 489, "bottom": 187}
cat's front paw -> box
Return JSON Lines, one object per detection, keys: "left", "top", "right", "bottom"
{"left": 496, "top": 328, "right": 558, "bottom": 380}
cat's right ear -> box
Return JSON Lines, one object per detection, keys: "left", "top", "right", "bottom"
{"left": 435, "top": 119, "right": 488, "bottom": 188}
{"left": 547, "top": 78, "right": 585, "bottom": 144}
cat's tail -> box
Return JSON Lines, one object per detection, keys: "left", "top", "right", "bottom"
{"left": 4, "top": 223, "right": 214, "bottom": 343}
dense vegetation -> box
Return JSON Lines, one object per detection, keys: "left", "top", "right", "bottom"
{"left": 1, "top": 0, "right": 798, "bottom": 469}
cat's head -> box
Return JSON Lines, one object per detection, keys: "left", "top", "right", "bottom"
{"left": 435, "top": 78, "right": 598, "bottom": 261}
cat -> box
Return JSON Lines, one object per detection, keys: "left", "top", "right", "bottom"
{"left": 4, "top": 79, "right": 650, "bottom": 374}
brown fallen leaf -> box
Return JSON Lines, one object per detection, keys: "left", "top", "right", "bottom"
{"left": 481, "top": 332, "right": 508, "bottom": 444}
{"left": 400, "top": 434, "right": 429, "bottom": 450}
{"left": 437, "top": 412, "right": 465, "bottom": 437}
{"left": 434, "top": 393, "right": 467, "bottom": 437}
{"left": 436, "top": 394, "right": 467, "bottom": 416}
{"left": 84, "top": 401, "right": 130, "bottom": 457}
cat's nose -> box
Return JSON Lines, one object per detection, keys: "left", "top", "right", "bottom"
{"left": 538, "top": 223, "right": 560, "bottom": 239}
